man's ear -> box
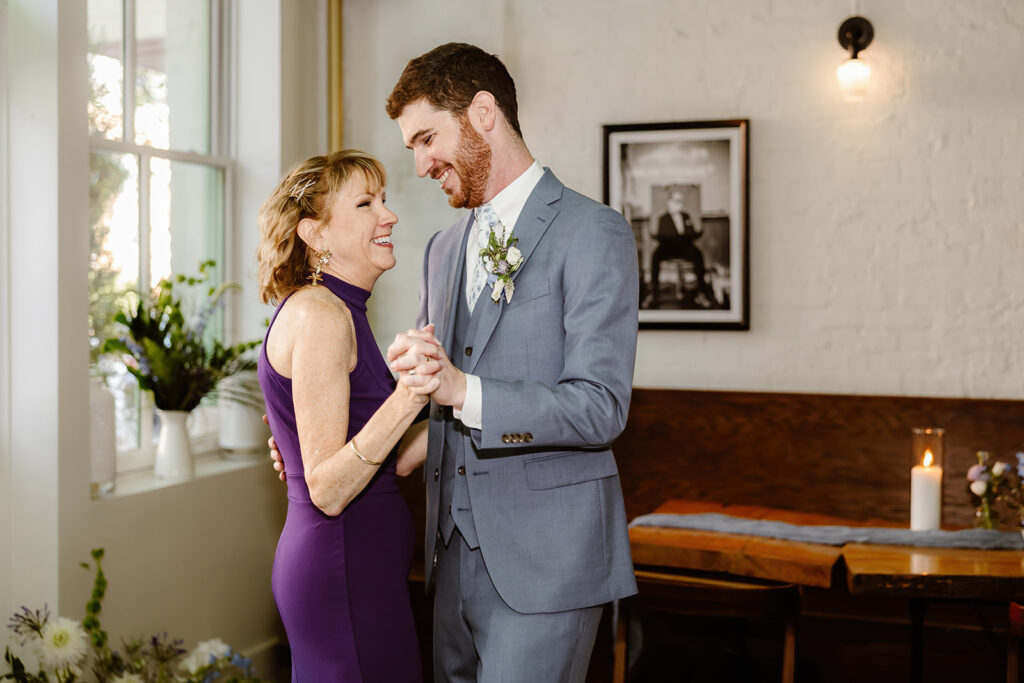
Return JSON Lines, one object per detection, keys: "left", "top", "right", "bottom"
{"left": 297, "top": 217, "right": 321, "bottom": 251}
{"left": 469, "top": 91, "right": 497, "bottom": 133}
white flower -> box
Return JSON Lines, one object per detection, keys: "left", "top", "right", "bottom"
{"left": 970, "top": 480, "right": 988, "bottom": 497}
{"left": 993, "top": 461, "right": 1007, "bottom": 476}
{"left": 181, "top": 638, "right": 231, "bottom": 674}
{"left": 111, "top": 673, "right": 144, "bottom": 683}
{"left": 491, "top": 279, "right": 505, "bottom": 303}
{"left": 503, "top": 279, "right": 515, "bottom": 304}
{"left": 506, "top": 247, "right": 523, "bottom": 267}
{"left": 37, "top": 617, "right": 88, "bottom": 669}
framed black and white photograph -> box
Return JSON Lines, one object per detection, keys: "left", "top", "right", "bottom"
{"left": 603, "top": 120, "right": 749, "bottom": 330}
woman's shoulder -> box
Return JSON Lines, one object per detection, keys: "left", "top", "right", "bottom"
{"left": 279, "top": 284, "right": 354, "bottom": 330}
{"left": 266, "top": 285, "right": 357, "bottom": 376}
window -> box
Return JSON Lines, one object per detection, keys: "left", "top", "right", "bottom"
{"left": 87, "top": 0, "right": 232, "bottom": 471}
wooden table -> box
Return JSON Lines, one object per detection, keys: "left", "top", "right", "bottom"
{"left": 629, "top": 499, "right": 1024, "bottom": 683}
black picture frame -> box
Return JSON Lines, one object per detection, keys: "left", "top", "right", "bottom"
{"left": 603, "top": 120, "right": 749, "bottom": 330}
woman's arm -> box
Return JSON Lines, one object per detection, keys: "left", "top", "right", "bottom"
{"left": 283, "top": 289, "right": 434, "bottom": 516}
{"left": 396, "top": 420, "right": 429, "bottom": 477}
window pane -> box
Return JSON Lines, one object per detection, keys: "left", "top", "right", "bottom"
{"left": 87, "top": 0, "right": 124, "bottom": 140}
{"left": 135, "top": 0, "right": 211, "bottom": 153}
{"left": 89, "top": 151, "right": 141, "bottom": 451}
{"left": 148, "top": 158, "right": 224, "bottom": 293}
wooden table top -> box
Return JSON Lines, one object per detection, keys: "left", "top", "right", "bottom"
{"left": 629, "top": 499, "right": 1024, "bottom": 598}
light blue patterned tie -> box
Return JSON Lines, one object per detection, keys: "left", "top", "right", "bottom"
{"left": 468, "top": 204, "right": 500, "bottom": 310}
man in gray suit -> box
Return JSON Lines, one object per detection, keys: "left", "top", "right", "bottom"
{"left": 386, "top": 43, "right": 639, "bottom": 682}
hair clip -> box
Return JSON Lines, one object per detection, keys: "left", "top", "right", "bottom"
{"left": 289, "top": 176, "right": 317, "bottom": 202}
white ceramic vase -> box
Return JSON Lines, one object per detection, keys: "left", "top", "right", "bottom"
{"left": 155, "top": 409, "right": 194, "bottom": 480}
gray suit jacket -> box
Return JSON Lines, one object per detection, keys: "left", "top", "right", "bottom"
{"left": 418, "top": 169, "right": 639, "bottom": 613}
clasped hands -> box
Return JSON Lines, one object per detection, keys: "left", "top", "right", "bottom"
{"left": 267, "top": 323, "right": 466, "bottom": 482}
{"left": 387, "top": 323, "right": 467, "bottom": 410}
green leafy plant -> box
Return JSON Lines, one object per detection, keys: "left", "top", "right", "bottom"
{"left": 2, "top": 550, "right": 266, "bottom": 683}
{"left": 101, "top": 261, "right": 261, "bottom": 412}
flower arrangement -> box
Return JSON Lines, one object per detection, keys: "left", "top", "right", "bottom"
{"left": 480, "top": 227, "right": 524, "bottom": 305}
{"left": 965, "top": 450, "right": 1024, "bottom": 530}
{"left": 2, "top": 549, "right": 266, "bottom": 683}
{"left": 101, "top": 261, "right": 261, "bottom": 412}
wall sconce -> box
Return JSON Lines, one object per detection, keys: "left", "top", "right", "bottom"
{"left": 836, "top": 16, "right": 874, "bottom": 100}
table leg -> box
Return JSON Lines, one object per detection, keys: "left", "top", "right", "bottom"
{"left": 910, "top": 597, "right": 927, "bottom": 683}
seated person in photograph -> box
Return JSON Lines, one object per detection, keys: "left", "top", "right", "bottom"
{"left": 648, "top": 190, "right": 716, "bottom": 307}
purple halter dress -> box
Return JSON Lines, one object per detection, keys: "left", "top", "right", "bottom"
{"left": 258, "top": 273, "right": 422, "bottom": 682}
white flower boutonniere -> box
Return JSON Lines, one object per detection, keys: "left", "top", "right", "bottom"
{"left": 481, "top": 226, "right": 523, "bottom": 304}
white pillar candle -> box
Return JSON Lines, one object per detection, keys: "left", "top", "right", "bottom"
{"left": 910, "top": 462, "right": 943, "bottom": 531}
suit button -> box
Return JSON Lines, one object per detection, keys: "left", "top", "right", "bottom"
{"left": 458, "top": 466, "right": 466, "bottom": 475}
{"left": 502, "top": 434, "right": 511, "bottom": 443}
{"left": 465, "top": 346, "right": 473, "bottom": 356}
{"left": 512, "top": 434, "right": 522, "bottom": 443}
{"left": 524, "top": 433, "right": 533, "bottom": 443}
{"left": 433, "top": 550, "right": 438, "bottom": 568}
{"left": 434, "top": 468, "right": 439, "bottom": 480}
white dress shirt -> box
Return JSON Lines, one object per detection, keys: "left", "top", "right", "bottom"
{"left": 454, "top": 160, "right": 545, "bottom": 429}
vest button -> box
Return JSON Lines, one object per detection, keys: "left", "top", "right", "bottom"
{"left": 465, "top": 346, "right": 473, "bottom": 356}
{"left": 434, "top": 468, "right": 439, "bottom": 480}
{"left": 458, "top": 466, "right": 466, "bottom": 475}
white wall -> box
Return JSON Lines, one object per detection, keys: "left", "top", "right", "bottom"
{"left": 346, "top": 0, "right": 1024, "bottom": 400}
{"left": 2, "top": 0, "right": 325, "bottom": 673}
{"left": 0, "top": 0, "right": 12, "bottom": 627}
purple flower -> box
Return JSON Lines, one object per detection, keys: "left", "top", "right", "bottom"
{"left": 967, "top": 464, "right": 984, "bottom": 481}
{"left": 496, "top": 260, "right": 509, "bottom": 275}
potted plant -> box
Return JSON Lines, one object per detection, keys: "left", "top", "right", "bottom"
{"left": 101, "top": 261, "right": 261, "bottom": 480}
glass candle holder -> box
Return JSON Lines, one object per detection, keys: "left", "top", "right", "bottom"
{"left": 910, "top": 427, "right": 945, "bottom": 531}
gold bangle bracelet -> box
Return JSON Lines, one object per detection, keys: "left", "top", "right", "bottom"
{"left": 350, "top": 438, "right": 383, "bottom": 466}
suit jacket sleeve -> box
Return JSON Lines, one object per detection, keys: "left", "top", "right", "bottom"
{"left": 474, "top": 208, "right": 639, "bottom": 451}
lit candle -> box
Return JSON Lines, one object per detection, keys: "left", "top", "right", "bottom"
{"left": 910, "top": 449, "right": 943, "bottom": 531}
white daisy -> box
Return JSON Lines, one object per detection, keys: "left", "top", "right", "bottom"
{"left": 37, "top": 616, "right": 89, "bottom": 669}
{"left": 180, "top": 638, "right": 231, "bottom": 674}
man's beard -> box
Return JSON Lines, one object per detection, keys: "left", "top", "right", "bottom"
{"left": 448, "top": 117, "right": 492, "bottom": 209}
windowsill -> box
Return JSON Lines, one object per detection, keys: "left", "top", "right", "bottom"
{"left": 94, "top": 448, "right": 266, "bottom": 500}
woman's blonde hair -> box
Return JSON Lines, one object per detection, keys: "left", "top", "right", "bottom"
{"left": 256, "top": 150, "right": 387, "bottom": 305}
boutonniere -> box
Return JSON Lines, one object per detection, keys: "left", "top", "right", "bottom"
{"left": 480, "top": 225, "right": 524, "bottom": 304}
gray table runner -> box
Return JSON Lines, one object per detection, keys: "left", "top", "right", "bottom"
{"left": 630, "top": 512, "right": 1024, "bottom": 550}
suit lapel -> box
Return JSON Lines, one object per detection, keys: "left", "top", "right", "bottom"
{"left": 464, "top": 169, "right": 562, "bottom": 374}
{"left": 438, "top": 213, "right": 473, "bottom": 354}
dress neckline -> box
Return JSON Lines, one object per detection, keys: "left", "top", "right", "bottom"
{"left": 319, "top": 271, "right": 371, "bottom": 313}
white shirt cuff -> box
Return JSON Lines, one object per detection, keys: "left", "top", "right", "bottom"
{"left": 453, "top": 373, "right": 483, "bottom": 429}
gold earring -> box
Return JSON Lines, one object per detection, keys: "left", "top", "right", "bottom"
{"left": 309, "top": 249, "right": 331, "bottom": 285}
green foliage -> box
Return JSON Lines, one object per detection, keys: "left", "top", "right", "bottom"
{"left": 3, "top": 550, "right": 267, "bottom": 683}
{"left": 101, "top": 261, "right": 261, "bottom": 412}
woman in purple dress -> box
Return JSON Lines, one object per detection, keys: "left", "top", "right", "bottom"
{"left": 255, "top": 150, "right": 436, "bottom": 682}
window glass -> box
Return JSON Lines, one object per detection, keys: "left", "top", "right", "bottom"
{"left": 87, "top": 0, "right": 124, "bottom": 141}
{"left": 149, "top": 158, "right": 224, "bottom": 292}
{"left": 135, "top": 0, "right": 211, "bottom": 153}
{"left": 88, "top": 150, "right": 141, "bottom": 451}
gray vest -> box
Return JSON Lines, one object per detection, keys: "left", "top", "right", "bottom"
{"left": 439, "top": 227, "right": 482, "bottom": 549}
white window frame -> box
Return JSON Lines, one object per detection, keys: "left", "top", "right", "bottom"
{"left": 89, "top": 0, "right": 236, "bottom": 473}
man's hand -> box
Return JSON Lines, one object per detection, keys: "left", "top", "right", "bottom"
{"left": 263, "top": 414, "right": 286, "bottom": 482}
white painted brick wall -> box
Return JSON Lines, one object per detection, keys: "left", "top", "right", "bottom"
{"left": 347, "top": 0, "right": 1024, "bottom": 399}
